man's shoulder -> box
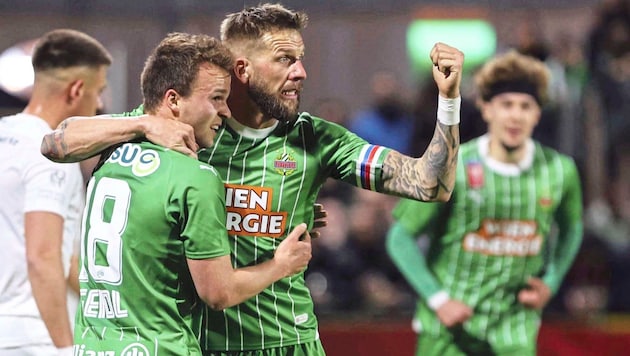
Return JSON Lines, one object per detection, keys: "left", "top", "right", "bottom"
{"left": 534, "top": 142, "right": 576, "bottom": 165}
{"left": 459, "top": 137, "right": 481, "bottom": 157}
{"left": 102, "top": 142, "right": 222, "bottom": 184}
{"left": 0, "top": 113, "right": 51, "bottom": 139}
{"left": 296, "top": 111, "right": 349, "bottom": 135}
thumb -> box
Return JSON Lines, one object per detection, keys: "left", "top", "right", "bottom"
{"left": 287, "top": 223, "right": 307, "bottom": 241}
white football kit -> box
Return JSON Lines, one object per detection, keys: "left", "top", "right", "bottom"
{"left": 0, "top": 113, "right": 84, "bottom": 353}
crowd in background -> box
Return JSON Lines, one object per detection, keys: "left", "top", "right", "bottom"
{"left": 304, "top": 0, "right": 630, "bottom": 321}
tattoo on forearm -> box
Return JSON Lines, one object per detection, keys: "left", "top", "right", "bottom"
{"left": 41, "top": 120, "right": 71, "bottom": 161}
{"left": 382, "top": 122, "right": 459, "bottom": 201}
{"left": 41, "top": 131, "right": 67, "bottom": 160}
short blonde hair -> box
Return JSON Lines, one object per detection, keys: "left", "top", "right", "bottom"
{"left": 220, "top": 3, "right": 308, "bottom": 45}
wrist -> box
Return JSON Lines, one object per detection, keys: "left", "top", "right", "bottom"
{"left": 134, "top": 115, "right": 150, "bottom": 139}
{"left": 428, "top": 290, "right": 450, "bottom": 311}
{"left": 437, "top": 95, "right": 461, "bottom": 126}
{"left": 269, "top": 257, "right": 289, "bottom": 280}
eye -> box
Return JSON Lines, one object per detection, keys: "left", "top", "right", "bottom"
{"left": 211, "top": 92, "right": 226, "bottom": 101}
{"left": 279, "top": 55, "right": 296, "bottom": 65}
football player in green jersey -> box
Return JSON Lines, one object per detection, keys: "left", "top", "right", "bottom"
{"left": 386, "top": 50, "right": 584, "bottom": 356}
{"left": 41, "top": 4, "right": 464, "bottom": 355}
{"left": 71, "top": 32, "right": 312, "bottom": 356}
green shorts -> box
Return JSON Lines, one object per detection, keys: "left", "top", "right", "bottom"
{"left": 203, "top": 339, "right": 325, "bottom": 356}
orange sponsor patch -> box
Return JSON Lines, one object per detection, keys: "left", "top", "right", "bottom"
{"left": 225, "top": 184, "right": 287, "bottom": 238}
{"left": 463, "top": 219, "right": 541, "bottom": 256}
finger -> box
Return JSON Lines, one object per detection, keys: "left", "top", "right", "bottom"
{"left": 313, "top": 210, "right": 327, "bottom": 220}
{"left": 518, "top": 290, "right": 537, "bottom": 305}
{"left": 300, "top": 229, "right": 312, "bottom": 243}
{"left": 430, "top": 43, "right": 456, "bottom": 63}
{"left": 464, "top": 306, "right": 473, "bottom": 318}
{"left": 313, "top": 205, "right": 327, "bottom": 220}
{"left": 309, "top": 231, "right": 320, "bottom": 239}
{"left": 172, "top": 145, "right": 198, "bottom": 159}
{"left": 287, "top": 223, "right": 307, "bottom": 240}
{"left": 430, "top": 43, "right": 443, "bottom": 65}
{"left": 312, "top": 220, "right": 327, "bottom": 229}
{"left": 183, "top": 134, "right": 200, "bottom": 153}
{"left": 433, "top": 59, "right": 461, "bottom": 76}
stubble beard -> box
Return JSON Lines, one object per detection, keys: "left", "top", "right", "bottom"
{"left": 248, "top": 80, "right": 299, "bottom": 122}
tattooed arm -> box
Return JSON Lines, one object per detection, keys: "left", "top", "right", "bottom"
{"left": 381, "top": 42, "right": 463, "bottom": 202}
{"left": 382, "top": 122, "right": 459, "bottom": 201}
{"left": 41, "top": 115, "right": 198, "bottom": 163}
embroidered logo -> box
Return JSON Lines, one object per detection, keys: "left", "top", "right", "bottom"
{"left": 273, "top": 150, "right": 297, "bottom": 176}
{"left": 539, "top": 195, "right": 553, "bottom": 210}
{"left": 466, "top": 160, "right": 484, "bottom": 189}
{"left": 50, "top": 169, "right": 66, "bottom": 187}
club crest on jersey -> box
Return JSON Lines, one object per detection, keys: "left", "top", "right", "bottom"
{"left": 107, "top": 143, "right": 161, "bottom": 177}
{"left": 273, "top": 149, "right": 297, "bottom": 176}
{"left": 539, "top": 195, "right": 553, "bottom": 210}
{"left": 466, "top": 160, "right": 484, "bottom": 189}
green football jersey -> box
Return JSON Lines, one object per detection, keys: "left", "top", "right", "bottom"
{"left": 74, "top": 141, "right": 230, "bottom": 356}
{"left": 197, "top": 114, "right": 391, "bottom": 351}
{"left": 393, "top": 135, "right": 583, "bottom": 351}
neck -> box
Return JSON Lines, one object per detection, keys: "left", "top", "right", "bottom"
{"left": 227, "top": 92, "right": 278, "bottom": 130}
{"left": 487, "top": 138, "right": 528, "bottom": 165}
{"left": 22, "top": 92, "right": 66, "bottom": 130}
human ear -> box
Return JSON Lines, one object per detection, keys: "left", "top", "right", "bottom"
{"left": 67, "top": 79, "right": 84, "bottom": 104}
{"left": 164, "top": 89, "right": 180, "bottom": 114}
{"left": 234, "top": 58, "right": 250, "bottom": 83}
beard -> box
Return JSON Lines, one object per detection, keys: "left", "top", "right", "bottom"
{"left": 248, "top": 79, "right": 300, "bottom": 122}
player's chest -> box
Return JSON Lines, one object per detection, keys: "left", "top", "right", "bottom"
{"left": 458, "top": 163, "right": 562, "bottom": 218}
{"left": 208, "top": 137, "right": 321, "bottom": 184}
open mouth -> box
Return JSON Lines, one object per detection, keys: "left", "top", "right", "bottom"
{"left": 281, "top": 89, "right": 299, "bottom": 98}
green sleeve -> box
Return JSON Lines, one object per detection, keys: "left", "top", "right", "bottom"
{"left": 387, "top": 198, "right": 445, "bottom": 300}
{"left": 391, "top": 197, "right": 443, "bottom": 237}
{"left": 170, "top": 160, "right": 230, "bottom": 260}
{"left": 112, "top": 104, "right": 144, "bottom": 117}
{"left": 542, "top": 159, "right": 584, "bottom": 294}
{"left": 308, "top": 116, "right": 391, "bottom": 192}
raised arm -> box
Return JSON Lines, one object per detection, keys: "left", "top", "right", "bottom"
{"left": 41, "top": 115, "right": 199, "bottom": 163}
{"left": 381, "top": 43, "right": 463, "bottom": 202}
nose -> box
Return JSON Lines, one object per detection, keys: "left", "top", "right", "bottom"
{"left": 218, "top": 101, "right": 231, "bottom": 119}
{"left": 290, "top": 60, "right": 307, "bottom": 80}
